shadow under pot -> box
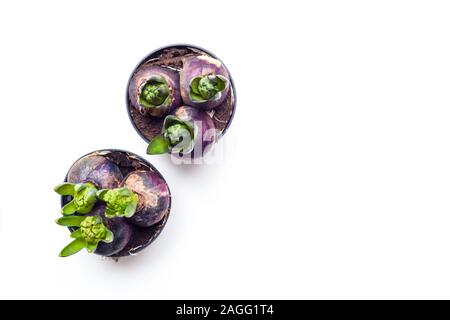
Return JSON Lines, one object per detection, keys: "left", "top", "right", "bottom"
{"left": 126, "top": 44, "right": 236, "bottom": 159}
{"left": 54, "top": 149, "right": 171, "bottom": 259}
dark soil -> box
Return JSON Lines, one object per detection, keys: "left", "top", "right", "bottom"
{"left": 127, "top": 45, "right": 236, "bottom": 143}
{"left": 61, "top": 150, "right": 171, "bottom": 260}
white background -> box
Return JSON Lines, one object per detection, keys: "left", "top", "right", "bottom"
{"left": 0, "top": 0, "right": 449, "bottom": 299}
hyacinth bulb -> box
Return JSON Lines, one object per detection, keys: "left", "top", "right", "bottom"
{"left": 128, "top": 65, "right": 181, "bottom": 117}
{"left": 120, "top": 170, "right": 170, "bottom": 227}
{"left": 146, "top": 105, "right": 217, "bottom": 158}
{"left": 67, "top": 155, "right": 123, "bottom": 190}
{"left": 180, "top": 55, "right": 230, "bottom": 110}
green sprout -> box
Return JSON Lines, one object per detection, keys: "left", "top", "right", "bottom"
{"left": 96, "top": 187, "right": 139, "bottom": 218}
{"left": 56, "top": 215, "right": 113, "bottom": 257}
{"left": 54, "top": 182, "right": 98, "bottom": 215}
{"left": 147, "top": 115, "right": 195, "bottom": 155}
{"left": 189, "top": 74, "right": 228, "bottom": 102}
{"left": 139, "top": 76, "right": 170, "bottom": 109}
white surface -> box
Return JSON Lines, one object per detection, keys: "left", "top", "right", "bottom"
{"left": 0, "top": 0, "right": 449, "bottom": 299}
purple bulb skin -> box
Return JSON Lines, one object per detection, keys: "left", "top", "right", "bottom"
{"left": 121, "top": 170, "right": 170, "bottom": 227}
{"left": 95, "top": 217, "right": 132, "bottom": 257}
{"left": 180, "top": 55, "right": 230, "bottom": 110}
{"left": 170, "top": 106, "right": 217, "bottom": 159}
{"left": 128, "top": 65, "right": 181, "bottom": 117}
{"left": 67, "top": 155, "right": 123, "bottom": 189}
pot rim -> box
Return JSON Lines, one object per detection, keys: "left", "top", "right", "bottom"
{"left": 60, "top": 148, "right": 172, "bottom": 258}
{"left": 125, "top": 43, "right": 237, "bottom": 143}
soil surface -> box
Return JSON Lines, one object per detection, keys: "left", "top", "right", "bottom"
{"left": 61, "top": 150, "right": 171, "bottom": 259}
{"left": 127, "top": 45, "right": 236, "bottom": 143}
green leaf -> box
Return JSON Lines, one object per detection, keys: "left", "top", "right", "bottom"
{"left": 125, "top": 202, "right": 137, "bottom": 218}
{"left": 139, "top": 96, "right": 156, "bottom": 109}
{"left": 86, "top": 242, "right": 98, "bottom": 253}
{"left": 189, "top": 91, "right": 207, "bottom": 102}
{"left": 189, "top": 77, "right": 208, "bottom": 101}
{"left": 74, "top": 183, "right": 87, "bottom": 193}
{"left": 104, "top": 230, "right": 114, "bottom": 243}
{"left": 77, "top": 206, "right": 93, "bottom": 214}
{"left": 190, "top": 77, "right": 201, "bottom": 95}
{"left": 216, "top": 75, "right": 228, "bottom": 91}
{"left": 118, "top": 188, "right": 132, "bottom": 196}
{"left": 61, "top": 200, "right": 78, "bottom": 215}
{"left": 55, "top": 216, "right": 85, "bottom": 227}
{"left": 104, "top": 207, "right": 115, "bottom": 218}
{"left": 70, "top": 228, "right": 82, "bottom": 238}
{"left": 147, "top": 134, "right": 169, "bottom": 155}
{"left": 162, "top": 94, "right": 171, "bottom": 107}
{"left": 59, "top": 238, "right": 87, "bottom": 257}
{"left": 54, "top": 183, "right": 75, "bottom": 196}
{"left": 96, "top": 189, "right": 109, "bottom": 201}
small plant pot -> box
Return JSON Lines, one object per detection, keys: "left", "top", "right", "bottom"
{"left": 58, "top": 149, "right": 171, "bottom": 259}
{"left": 126, "top": 44, "right": 236, "bottom": 158}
